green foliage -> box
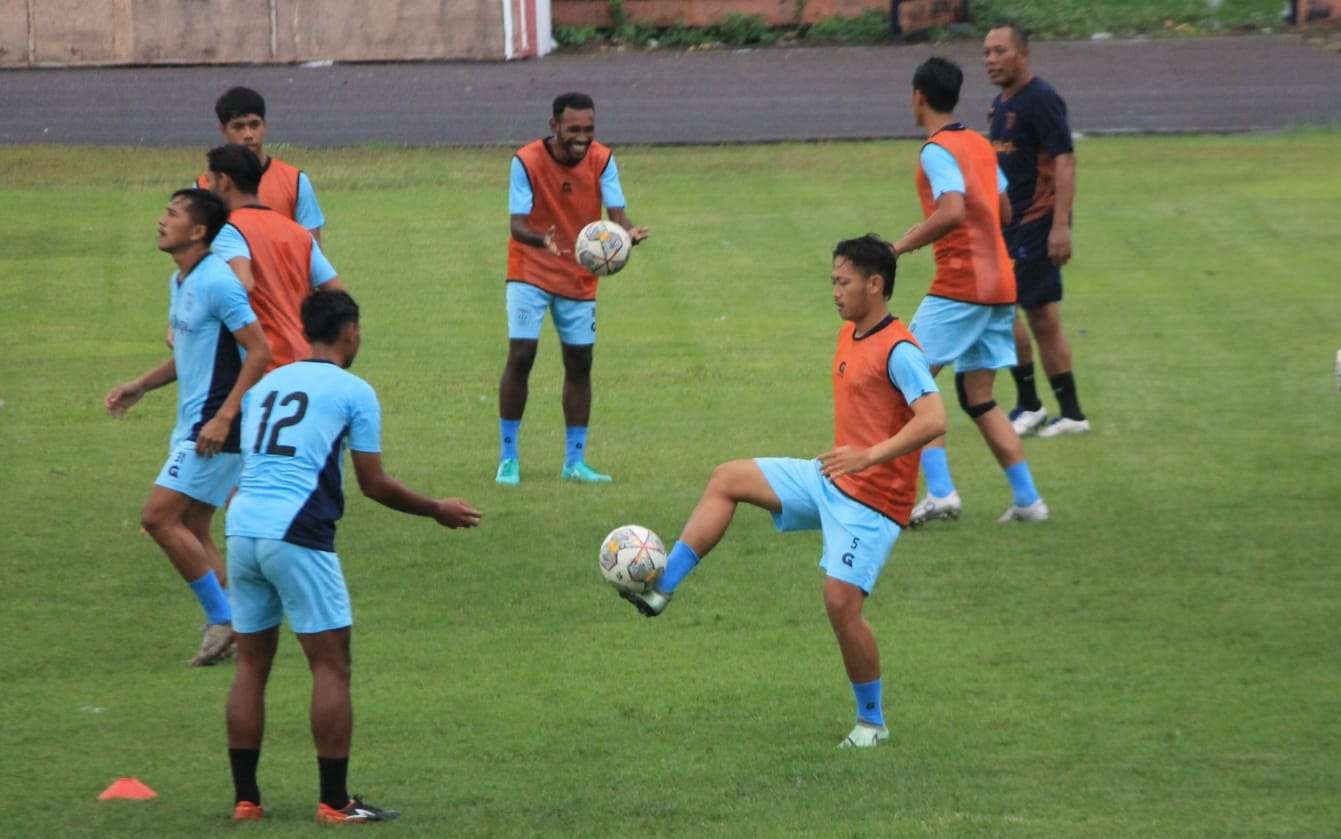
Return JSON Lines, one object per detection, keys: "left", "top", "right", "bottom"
{"left": 658, "top": 23, "right": 716, "bottom": 48}
{"left": 805, "top": 9, "right": 891, "bottom": 43}
{"left": 3, "top": 134, "right": 1341, "bottom": 836}
{"left": 553, "top": 25, "right": 599, "bottom": 49}
{"left": 710, "top": 12, "right": 778, "bottom": 45}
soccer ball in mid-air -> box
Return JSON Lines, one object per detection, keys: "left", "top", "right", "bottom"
{"left": 575, "top": 220, "right": 632, "bottom": 276}
{"left": 599, "top": 525, "right": 666, "bottom": 593}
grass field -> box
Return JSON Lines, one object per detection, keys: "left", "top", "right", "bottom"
{"left": 2, "top": 132, "right": 1339, "bottom": 837}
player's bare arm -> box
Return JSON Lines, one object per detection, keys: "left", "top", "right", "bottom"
{"left": 105, "top": 357, "right": 177, "bottom": 417}
{"left": 1048, "top": 152, "right": 1076, "bottom": 266}
{"left": 606, "top": 207, "right": 649, "bottom": 244}
{"left": 194, "top": 321, "right": 271, "bottom": 456}
{"left": 818, "top": 393, "right": 948, "bottom": 479}
{"left": 892, "top": 192, "right": 966, "bottom": 255}
{"left": 228, "top": 256, "right": 256, "bottom": 291}
{"left": 351, "top": 450, "right": 482, "bottom": 529}
{"left": 511, "top": 214, "right": 565, "bottom": 256}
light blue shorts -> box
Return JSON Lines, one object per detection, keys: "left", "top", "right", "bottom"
{"left": 226, "top": 536, "right": 352, "bottom": 634}
{"left": 506, "top": 281, "right": 596, "bottom": 346}
{"left": 153, "top": 439, "right": 241, "bottom": 508}
{"left": 754, "top": 457, "right": 902, "bottom": 594}
{"left": 909, "top": 296, "right": 1017, "bottom": 372}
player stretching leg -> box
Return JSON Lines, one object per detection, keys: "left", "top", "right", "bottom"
{"left": 224, "top": 291, "right": 479, "bottom": 823}
{"left": 105, "top": 189, "right": 271, "bottom": 666}
{"left": 623, "top": 237, "right": 945, "bottom": 748}
{"left": 892, "top": 57, "right": 1048, "bottom": 525}
{"left": 497, "top": 92, "right": 648, "bottom": 486}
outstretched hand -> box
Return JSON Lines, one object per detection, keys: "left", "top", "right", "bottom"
{"left": 817, "top": 445, "right": 873, "bottom": 479}
{"left": 629, "top": 226, "right": 650, "bottom": 244}
{"left": 104, "top": 381, "right": 145, "bottom": 417}
{"left": 434, "top": 498, "right": 482, "bottom": 529}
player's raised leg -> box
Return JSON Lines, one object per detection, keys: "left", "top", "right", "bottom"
{"left": 140, "top": 486, "right": 234, "bottom": 665}
{"left": 558, "top": 340, "right": 611, "bottom": 482}
{"left": 497, "top": 338, "right": 537, "bottom": 485}
{"left": 621, "top": 459, "right": 781, "bottom": 616}
{"left": 908, "top": 363, "right": 961, "bottom": 527}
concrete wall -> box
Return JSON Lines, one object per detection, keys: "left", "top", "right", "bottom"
{"left": 0, "top": 0, "right": 545, "bottom": 67}
{"left": 553, "top": 0, "right": 886, "bottom": 28}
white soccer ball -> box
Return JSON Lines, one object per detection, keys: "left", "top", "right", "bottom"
{"left": 599, "top": 524, "right": 667, "bottom": 593}
{"left": 574, "top": 220, "right": 632, "bottom": 276}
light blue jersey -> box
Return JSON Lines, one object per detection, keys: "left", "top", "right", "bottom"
{"left": 509, "top": 154, "right": 627, "bottom": 214}
{"left": 227, "top": 361, "right": 382, "bottom": 552}
{"left": 168, "top": 252, "right": 256, "bottom": 451}
{"left": 919, "top": 144, "right": 1009, "bottom": 199}
{"left": 295, "top": 171, "right": 324, "bottom": 231}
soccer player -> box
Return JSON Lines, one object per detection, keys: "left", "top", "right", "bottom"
{"left": 104, "top": 189, "right": 271, "bottom": 666}
{"left": 197, "top": 86, "right": 326, "bottom": 245}
{"left": 621, "top": 235, "right": 946, "bottom": 749}
{"left": 224, "top": 290, "right": 481, "bottom": 824}
{"left": 204, "top": 143, "right": 345, "bottom": 370}
{"left": 985, "top": 23, "right": 1090, "bottom": 437}
{"left": 891, "top": 57, "right": 1049, "bottom": 525}
{"left": 496, "top": 92, "right": 649, "bottom": 486}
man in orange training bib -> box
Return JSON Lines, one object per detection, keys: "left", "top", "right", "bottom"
{"left": 496, "top": 92, "right": 648, "bottom": 486}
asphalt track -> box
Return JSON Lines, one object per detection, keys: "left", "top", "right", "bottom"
{"left": 2, "top": 35, "right": 1339, "bottom": 146}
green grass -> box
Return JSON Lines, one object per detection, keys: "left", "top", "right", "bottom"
{"left": 970, "top": 0, "right": 1284, "bottom": 37}
{"left": 2, "top": 132, "right": 1340, "bottom": 837}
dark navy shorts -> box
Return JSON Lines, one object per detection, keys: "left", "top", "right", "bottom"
{"left": 1013, "top": 259, "right": 1063, "bottom": 310}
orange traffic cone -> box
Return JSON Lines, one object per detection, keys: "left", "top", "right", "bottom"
{"left": 99, "top": 778, "right": 157, "bottom": 800}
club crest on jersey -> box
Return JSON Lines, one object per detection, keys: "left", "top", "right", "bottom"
{"left": 837, "top": 361, "right": 847, "bottom": 378}
{"left": 561, "top": 182, "right": 572, "bottom": 193}
{"left": 1005, "top": 112, "right": 1017, "bottom": 131}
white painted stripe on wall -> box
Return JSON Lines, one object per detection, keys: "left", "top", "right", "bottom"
{"left": 535, "top": 0, "right": 554, "bottom": 56}
{"left": 501, "top": 0, "right": 515, "bottom": 59}
{"left": 518, "top": 0, "right": 530, "bottom": 56}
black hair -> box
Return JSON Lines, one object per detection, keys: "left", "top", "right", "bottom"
{"left": 302, "top": 290, "right": 360, "bottom": 344}
{"left": 214, "top": 86, "right": 266, "bottom": 124}
{"left": 913, "top": 57, "right": 963, "bottom": 114}
{"left": 833, "top": 235, "right": 897, "bottom": 299}
{"left": 552, "top": 92, "right": 595, "bottom": 119}
{"left": 170, "top": 188, "right": 230, "bottom": 244}
{"left": 990, "top": 20, "right": 1030, "bottom": 49}
{"left": 206, "top": 143, "right": 263, "bottom": 195}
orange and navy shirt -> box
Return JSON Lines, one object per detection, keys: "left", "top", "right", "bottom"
{"left": 915, "top": 124, "right": 1016, "bottom": 305}
{"left": 507, "top": 138, "right": 624, "bottom": 301}
{"left": 831, "top": 316, "right": 937, "bottom": 526}
{"left": 211, "top": 206, "right": 338, "bottom": 370}
{"left": 989, "top": 77, "right": 1073, "bottom": 262}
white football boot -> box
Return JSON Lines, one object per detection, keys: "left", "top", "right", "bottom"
{"left": 908, "top": 491, "right": 962, "bottom": 527}
{"left": 997, "top": 498, "right": 1050, "bottom": 523}
{"left": 1008, "top": 406, "right": 1048, "bottom": 436}
{"left": 838, "top": 722, "right": 890, "bottom": 749}
{"left": 1036, "top": 417, "right": 1090, "bottom": 437}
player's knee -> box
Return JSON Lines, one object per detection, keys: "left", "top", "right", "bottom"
{"left": 822, "top": 581, "right": 864, "bottom": 624}
{"left": 505, "top": 345, "right": 537, "bottom": 377}
{"left": 561, "top": 345, "right": 593, "bottom": 377}
{"left": 140, "top": 505, "right": 170, "bottom": 536}
{"left": 706, "top": 460, "right": 748, "bottom": 497}
{"left": 954, "top": 373, "right": 995, "bottom": 419}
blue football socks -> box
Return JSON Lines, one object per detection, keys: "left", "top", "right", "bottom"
{"left": 658, "top": 540, "right": 701, "bottom": 593}
{"left": 852, "top": 678, "right": 884, "bottom": 727}
{"left": 499, "top": 418, "right": 521, "bottom": 462}
{"left": 565, "top": 426, "right": 588, "bottom": 467}
{"left": 188, "top": 570, "right": 231, "bottom": 625}
{"left": 920, "top": 447, "right": 956, "bottom": 498}
{"left": 1004, "top": 461, "right": 1041, "bottom": 507}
